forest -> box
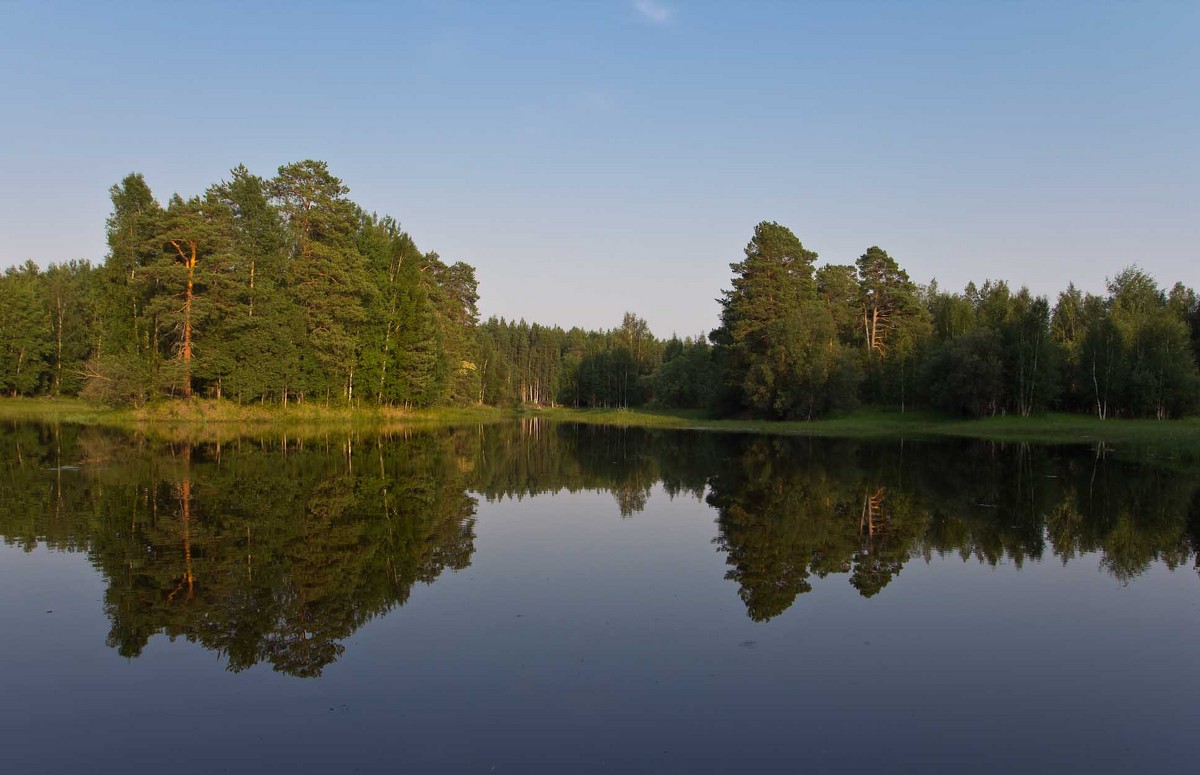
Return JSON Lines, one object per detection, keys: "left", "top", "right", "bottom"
{"left": 1, "top": 162, "right": 1197, "bottom": 420}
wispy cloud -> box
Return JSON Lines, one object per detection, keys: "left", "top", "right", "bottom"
{"left": 633, "top": 0, "right": 673, "bottom": 25}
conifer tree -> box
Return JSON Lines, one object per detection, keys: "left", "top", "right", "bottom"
{"left": 100, "top": 173, "right": 160, "bottom": 357}
{"left": 712, "top": 222, "right": 849, "bottom": 419}
{"left": 210, "top": 166, "right": 298, "bottom": 403}
{"left": 270, "top": 161, "right": 375, "bottom": 402}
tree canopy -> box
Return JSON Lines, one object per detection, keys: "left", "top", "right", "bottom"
{"left": 0, "top": 170, "right": 1197, "bottom": 419}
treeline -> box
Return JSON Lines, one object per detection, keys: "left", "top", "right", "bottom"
{"left": 0, "top": 160, "right": 709, "bottom": 410}
{"left": 475, "top": 313, "right": 715, "bottom": 409}
{"left": 2, "top": 172, "right": 1198, "bottom": 419}
{"left": 0, "top": 161, "right": 482, "bottom": 406}
{"left": 707, "top": 221, "right": 1200, "bottom": 420}
{"left": 471, "top": 221, "right": 1200, "bottom": 419}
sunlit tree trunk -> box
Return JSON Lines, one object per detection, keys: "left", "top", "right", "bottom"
{"left": 168, "top": 238, "right": 198, "bottom": 398}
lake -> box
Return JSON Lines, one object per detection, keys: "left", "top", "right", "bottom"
{"left": 1, "top": 420, "right": 1197, "bottom": 774}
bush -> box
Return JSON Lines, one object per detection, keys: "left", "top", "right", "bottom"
{"left": 80, "top": 354, "right": 154, "bottom": 407}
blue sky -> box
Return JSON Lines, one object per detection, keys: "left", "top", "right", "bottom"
{"left": 1, "top": 0, "right": 1197, "bottom": 336}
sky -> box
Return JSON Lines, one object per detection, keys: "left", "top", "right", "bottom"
{"left": 1, "top": 0, "right": 1197, "bottom": 337}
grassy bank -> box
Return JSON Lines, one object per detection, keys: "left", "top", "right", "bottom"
{"left": 0, "top": 397, "right": 517, "bottom": 442}
{"left": 0, "top": 397, "right": 114, "bottom": 424}
{"left": 114, "top": 399, "right": 510, "bottom": 427}
{"left": 1, "top": 398, "right": 1198, "bottom": 459}
{"left": 535, "top": 407, "right": 1200, "bottom": 459}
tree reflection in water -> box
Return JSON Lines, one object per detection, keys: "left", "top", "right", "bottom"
{"left": 1, "top": 420, "right": 1197, "bottom": 673}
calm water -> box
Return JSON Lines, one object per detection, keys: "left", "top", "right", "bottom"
{"left": 1, "top": 421, "right": 1197, "bottom": 774}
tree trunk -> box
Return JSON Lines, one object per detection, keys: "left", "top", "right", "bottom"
{"left": 169, "top": 239, "right": 197, "bottom": 398}
{"left": 54, "top": 298, "right": 64, "bottom": 394}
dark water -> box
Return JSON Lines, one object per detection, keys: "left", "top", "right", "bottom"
{"left": 1, "top": 421, "right": 1198, "bottom": 774}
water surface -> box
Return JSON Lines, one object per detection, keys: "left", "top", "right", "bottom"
{"left": 1, "top": 421, "right": 1197, "bottom": 774}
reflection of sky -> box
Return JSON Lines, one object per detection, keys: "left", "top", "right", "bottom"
{"left": 1, "top": 1, "right": 1198, "bottom": 338}
{"left": 2, "top": 483, "right": 1197, "bottom": 774}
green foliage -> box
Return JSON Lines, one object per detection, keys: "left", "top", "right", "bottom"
{"left": 271, "top": 160, "right": 375, "bottom": 401}
{"left": 429, "top": 260, "right": 482, "bottom": 404}
{"left": 816, "top": 263, "right": 860, "bottom": 346}
{"left": 100, "top": 173, "right": 161, "bottom": 356}
{"left": 650, "top": 336, "right": 718, "bottom": 409}
{"left": 853, "top": 246, "right": 931, "bottom": 409}
{"left": 42, "top": 260, "right": 96, "bottom": 395}
{"left": 0, "top": 262, "right": 53, "bottom": 396}
{"left": 79, "top": 352, "right": 155, "bottom": 406}
{"left": 0, "top": 161, "right": 497, "bottom": 408}
{"left": 3, "top": 175, "right": 1199, "bottom": 422}
{"left": 474, "top": 313, "right": 668, "bottom": 410}
{"left": 923, "top": 328, "right": 1005, "bottom": 417}
{"left": 205, "top": 165, "right": 294, "bottom": 402}
{"left": 1052, "top": 267, "right": 1200, "bottom": 419}
{"left": 712, "top": 221, "right": 855, "bottom": 419}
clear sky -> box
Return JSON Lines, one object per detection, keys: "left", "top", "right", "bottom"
{"left": 1, "top": 0, "right": 1197, "bottom": 337}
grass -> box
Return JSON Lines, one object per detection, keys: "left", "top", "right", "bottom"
{"left": 532, "top": 407, "right": 1200, "bottom": 461}
{"left": 0, "top": 397, "right": 518, "bottom": 443}
{"left": 1, "top": 397, "right": 1198, "bottom": 460}
{"left": 113, "top": 399, "right": 511, "bottom": 427}
{"left": 0, "top": 396, "right": 113, "bottom": 424}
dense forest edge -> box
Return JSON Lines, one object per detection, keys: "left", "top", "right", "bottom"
{"left": 1, "top": 160, "right": 1198, "bottom": 427}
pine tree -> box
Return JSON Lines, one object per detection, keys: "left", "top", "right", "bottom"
{"left": 209, "top": 165, "right": 297, "bottom": 402}
{"left": 100, "top": 173, "right": 161, "bottom": 357}
{"left": 135, "top": 194, "right": 236, "bottom": 397}
{"left": 270, "top": 161, "right": 374, "bottom": 402}
{"left": 712, "top": 222, "right": 846, "bottom": 419}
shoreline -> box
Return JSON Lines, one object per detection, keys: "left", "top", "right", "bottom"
{"left": 1, "top": 398, "right": 1197, "bottom": 459}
